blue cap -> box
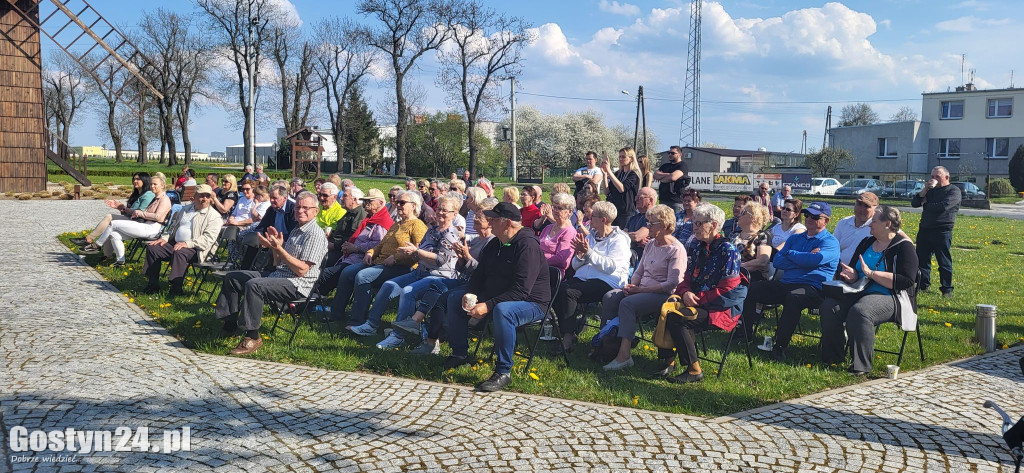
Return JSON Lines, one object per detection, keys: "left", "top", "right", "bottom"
{"left": 803, "top": 201, "right": 832, "bottom": 217}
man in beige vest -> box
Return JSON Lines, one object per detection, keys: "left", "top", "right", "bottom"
{"left": 143, "top": 184, "right": 224, "bottom": 296}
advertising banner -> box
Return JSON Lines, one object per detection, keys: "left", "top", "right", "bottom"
{"left": 713, "top": 173, "right": 753, "bottom": 192}
{"left": 753, "top": 173, "right": 782, "bottom": 190}
{"left": 687, "top": 172, "right": 715, "bottom": 191}
{"left": 782, "top": 173, "right": 813, "bottom": 193}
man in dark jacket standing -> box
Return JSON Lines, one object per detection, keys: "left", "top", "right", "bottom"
{"left": 911, "top": 165, "right": 961, "bottom": 297}
{"left": 443, "top": 202, "right": 551, "bottom": 392}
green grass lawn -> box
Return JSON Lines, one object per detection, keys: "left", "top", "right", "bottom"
{"left": 57, "top": 192, "right": 1024, "bottom": 417}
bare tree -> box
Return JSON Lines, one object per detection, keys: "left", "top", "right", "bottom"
{"left": 439, "top": 1, "right": 532, "bottom": 177}
{"left": 838, "top": 102, "right": 879, "bottom": 127}
{"left": 138, "top": 9, "right": 194, "bottom": 166}
{"left": 42, "top": 52, "right": 90, "bottom": 145}
{"left": 358, "top": 0, "right": 454, "bottom": 176}
{"left": 889, "top": 105, "right": 918, "bottom": 122}
{"left": 313, "top": 17, "right": 375, "bottom": 169}
{"left": 172, "top": 19, "right": 211, "bottom": 166}
{"left": 82, "top": 54, "right": 132, "bottom": 162}
{"left": 268, "top": 21, "right": 320, "bottom": 137}
{"left": 197, "top": 0, "right": 281, "bottom": 168}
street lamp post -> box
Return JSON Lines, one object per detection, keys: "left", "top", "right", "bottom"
{"left": 622, "top": 87, "right": 647, "bottom": 156}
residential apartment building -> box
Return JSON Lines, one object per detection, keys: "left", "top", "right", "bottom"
{"left": 923, "top": 86, "right": 1022, "bottom": 179}
{"left": 828, "top": 85, "right": 1022, "bottom": 185}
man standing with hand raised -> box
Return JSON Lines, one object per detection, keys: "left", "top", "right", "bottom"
{"left": 912, "top": 165, "right": 961, "bottom": 297}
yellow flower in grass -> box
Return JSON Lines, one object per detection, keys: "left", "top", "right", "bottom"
{"left": 261, "top": 334, "right": 268, "bottom": 340}
{"left": 944, "top": 322, "right": 952, "bottom": 327}
{"left": 128, "top": 298, "right": 134, "bottom": 303}
{"left": 632, "top": 396, "right": 639, "bottom": 406}
{"left": 529, "top": 372, "right": 539, "bottom": 381}
{"left": 806, "top": 364, "right": 812, "bottom": 368}
{"left": 472, "top": 366, "right": 477, "bottom": 371}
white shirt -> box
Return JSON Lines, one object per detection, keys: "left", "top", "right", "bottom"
{"left": 833, "top": 215, "right": 873, "bottom": 264}
{"left": 772, "top": 222, "right": 806, "bottom": 247}
{"left": 574, "top": 166, "right": 603, "bottom": 193}
{"left": 174, "top": 209, "right": 198, "bottom": 243}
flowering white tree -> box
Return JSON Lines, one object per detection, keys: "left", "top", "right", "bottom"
{"left": 506, "top": 106, "right": 658, "bottom": 171}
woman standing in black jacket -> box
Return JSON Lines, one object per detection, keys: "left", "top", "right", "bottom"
{"left": 601, "top": 147, "right": 641, "bottom": 228}
{"left": 819, "top": 205, "right": 918, "bottom": 375}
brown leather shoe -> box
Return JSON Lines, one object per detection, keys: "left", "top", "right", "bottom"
{"left": 229, "top": 337, "right": 263, "bottom": 355}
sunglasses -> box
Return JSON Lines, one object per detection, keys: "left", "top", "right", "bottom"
{"left": 694, "top": 219, "right": 713, "bottom": 226}
{"left": 317, "top": 193, "right": 332, "bottom": 198}
{"left": 241, "top": 187, "right": 253, "bottom": 191}
{"left": 782, "top": 208, "right": 794, "bottom": 212}
{"left": 805, "top": 213, "right": 827, "bottom": 221}
{"left": 395, "top": 200, "right": 411, "bottom": 206}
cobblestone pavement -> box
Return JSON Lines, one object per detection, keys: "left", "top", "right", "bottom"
{"left": 1, "top": 200, "right": 1022, "bottom": 472}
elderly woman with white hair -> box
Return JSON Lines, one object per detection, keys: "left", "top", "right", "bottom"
{"left": 659, "top": 202, "right": 747, "bottom": 383}
{"left": 600, "top": 204, "right": 687, "bottom": 371}
{"left": 352, "top": 195, "right": 462, "bottom": 347}
{"left": 337, "top": 190, "right": 427, "bottom": 331}
{"left": 554, "top": 201, "right": 632, "bottom": 355}
{"left": 462, "top": 187, "right": 487, "bottom": 239}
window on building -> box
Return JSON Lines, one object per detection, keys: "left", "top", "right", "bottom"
{"left": 938, "top": 138, "right": 961, "bottom": 158}
{"left": 877, "top": 138, "right": 898, "bottom": 158}
{"left": 940, "top": 100, "right": 964, "bottom": 119}
{"left": 987, "top": 98, "right": 1013, "bottom": 118}
{"left": 986, "top": 137, "right": 1009, "bottom": 158}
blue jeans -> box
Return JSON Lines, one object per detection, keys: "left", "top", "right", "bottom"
{"left": 392, "top": 277, "right": 464, "bottom": 339}
{"left": 334, "top": 262, "right": 410, "bottom": 325}
{"left": 365, "top": 272, "right": 448, "bottom": 331}
{"left": 446, "top": 299, "right": 546, "bottom": 373}
{"left": 491, "top": 301, "right": 545, "bottom": 374}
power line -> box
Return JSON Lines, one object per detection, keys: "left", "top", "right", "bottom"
{"left": 517, "top": 91, "right": 919, "bottom": 105}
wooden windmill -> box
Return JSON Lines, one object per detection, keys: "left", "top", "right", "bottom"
{"left": 0, "top": 0, "right": 161, "bottom": 192}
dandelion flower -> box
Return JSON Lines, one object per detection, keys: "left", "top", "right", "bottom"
{"left": 529, "top": 372, "right": 539, "bottom": 381}
{"left": 472, "top": 366, "right": 477, "bottom": 371}
{"left": 806, "top": 364, "right": 812, "bottom": 368}
{"left": 632, "top": 396, "right": 639, "bottom": 406}
{"left": 128, "top": 298, "right": 134, "bottom": 303}
{"left": 944, "top": 322, "right": 952, "bottom": 327}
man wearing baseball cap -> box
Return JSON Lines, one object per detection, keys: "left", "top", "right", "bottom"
{"left": 741, "top": 201, "right": 840, "bottom": 361}
{"left": 317, "top": 188, "right": 393, "bottom": 306}
{"left": 444, "top": 202, "right": 551, "bottom": 392}
{"left": 833, "top": 192, "right": 879, "bottom": 265}
{"left": 142, "top": 184, "right": 224, "bottom": 296}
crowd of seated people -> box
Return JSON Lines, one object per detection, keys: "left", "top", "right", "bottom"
{"left": 89, "top": 164, "right": 921, "bottom": 392}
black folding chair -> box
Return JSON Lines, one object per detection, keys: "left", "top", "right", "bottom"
{"left": 872, "top": 317, "right": 924, "bottom": 367}
{"left": 694, "top": 313, "right": 754, "bottom": 378}
{"left": 471, "top": 266, "right": 568, "bottom": 372}
{"left": 269, "top": 255, "right": 336, "bottom": 346}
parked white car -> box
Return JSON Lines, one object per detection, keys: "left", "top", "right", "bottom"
{"left": 808, "top": 178, "right": 844, "bottom": 196}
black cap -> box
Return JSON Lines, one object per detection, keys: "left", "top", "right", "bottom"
{"left": 482, "top": 202, "right": 522, "bottom": 221}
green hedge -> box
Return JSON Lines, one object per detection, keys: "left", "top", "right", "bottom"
{"left": 989, "top": 178, "right": 1015, "bottom": 197}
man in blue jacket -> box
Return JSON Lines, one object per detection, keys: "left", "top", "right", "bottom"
{"left": 741, "top": 201, "right": 840, "bottom": 361}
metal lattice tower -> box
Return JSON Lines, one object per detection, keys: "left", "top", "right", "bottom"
{"left": 678, "top": 0, "right": 701, "bottom": 147}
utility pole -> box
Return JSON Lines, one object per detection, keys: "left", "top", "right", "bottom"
{"left": 510, "top": 77, "right": 517, "bottom": 182}
{"left": 640, "top": 86, "right": 647, "bottom": 156}
{"left": 626, "top": 86, "right": 648, "bottom": 156}
{"left": 246, "top": 15, "right": 257, "bottom": 168}
{"left": 822, "top": 106, "right": 832, "bottom": 149}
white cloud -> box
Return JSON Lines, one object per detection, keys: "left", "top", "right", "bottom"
{"left": 598, "top": 0, "right": 640, "bottom": 17}
{"left": 952, "top": 1, "right": 990, "bottom": 10}
{"left": 935, "top": 16, "right": 1010, "bottom": 32}
{"left": 879, "top": 19, "right": 891, "bottom": 30}
{"left": 527, "top": 23, "right": 603, "bottom": 76}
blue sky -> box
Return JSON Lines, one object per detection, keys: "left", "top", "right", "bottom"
{"left": 62, "top": 0, "right": 1023, "bottom": 155}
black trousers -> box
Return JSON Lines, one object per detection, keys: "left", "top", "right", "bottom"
{"left": 553, "top": 277, "right": 613, "bottom": 335}
{"left": 916, "top": 228, "right": 953, "bottom": 293}
{"left": 143, "top": 243, "right": 198, "bottom": 288}
{"left": 665, "top": 307, "right": 711, "bottom": 366}
{"left": 742, "top": 279, "right": 822, "bottom": 350}
{"left": 214, "top": 270, "right": 301, "bottom": 331}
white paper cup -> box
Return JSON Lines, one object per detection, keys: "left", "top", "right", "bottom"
{"left": 757, "top": 336, "right": 773, "bottom": 352}
{"left": 463, "top": 293, "right": 477, "bottom": 312}
{"left": 886, "top": 364, "right": 899, "bottom": 379}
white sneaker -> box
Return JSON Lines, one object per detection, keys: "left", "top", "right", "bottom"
{"left": 409, "top": 340, "right": 440, "bottom": 355}
{"left": 348, "top": 322, "right": 376, "bottom": 337}
{"left": 376, "top": 332, "right": 405, "bottom": 350}
{"left": 603, "top": 357, "right": 634, "bottom": 371}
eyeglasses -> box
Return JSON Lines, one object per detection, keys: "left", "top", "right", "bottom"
{"left": 395, "top": 200, "right": 411, "bottom": 206}
{"left": 782, "top": 208, "right": 794, "bottom": 213}
{"left": 449, "top": 186, "right": 458, "bottom": 191}
{"left": 438, "top": 209, "right": 456, "bottom": 215}
{"left": 317, "top": 193, "right": 332, "bottom": 198}
{"left": 805, "top": 213, "right": 827, "bottom": 221}
{"left": 296, "top": 205, "right": 318, "bottom": 212}
{"left": 241, "top": 187, "right": 253, "bottom": 192}
{"left": 694, "top": 219, "right": 713, "bottom": 226}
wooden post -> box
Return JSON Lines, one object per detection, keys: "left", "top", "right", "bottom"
{"left": 74, "top": 184, "right": 81, "bottom": 200}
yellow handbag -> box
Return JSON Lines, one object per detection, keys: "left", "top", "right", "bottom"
{"left": 654, "top": 295, "right": 699, "bottom": 349}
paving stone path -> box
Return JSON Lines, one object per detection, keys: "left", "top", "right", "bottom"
{"left": 1, "top": 200, "right": 1021, "bottom": 472}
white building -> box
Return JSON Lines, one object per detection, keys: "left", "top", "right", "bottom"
{"left": 923, "top": 85, "right": 1023, "bottom": 179}
{"left": 225, "top": 142, "right": 278, "bottom": 165}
